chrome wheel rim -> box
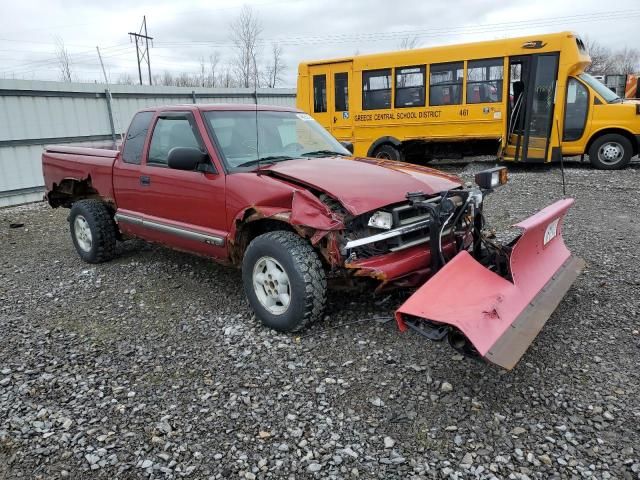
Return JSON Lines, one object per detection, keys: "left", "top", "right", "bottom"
{"left": 74, "top": 215, "right": 93, "bottom": 252}
{"left": 252, "top": 256, "right": 291, "bottom": 315}
{"left": 598, "top": 142, "right": 623, "bottom": 165}
{"left": 375, "top": 151, "right": 392, "bottom": 159}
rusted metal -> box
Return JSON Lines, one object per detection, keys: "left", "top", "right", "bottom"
{"left": 346, "top": 241, "right": 457, "bottom": 290}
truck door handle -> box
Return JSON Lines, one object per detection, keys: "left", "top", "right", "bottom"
{"left": 333, "top": 116, "right": 337, "bottom": 123}
{"left": 139, "top": 175, "right": 151, "bottom": 186}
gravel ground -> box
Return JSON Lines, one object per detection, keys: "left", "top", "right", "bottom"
{"left": 1, "top": 157, "right": 639, "bottom": 479}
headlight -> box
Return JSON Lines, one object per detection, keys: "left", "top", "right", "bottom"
{"left": 368, "top": 210, "right": 393, "bottom": 230}
{"left": 475, "top": 167, "right": 508, "bottom": 190}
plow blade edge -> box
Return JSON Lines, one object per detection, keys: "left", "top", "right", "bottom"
{"left": 395, "top": 198, "right": 585, "bottom": 370}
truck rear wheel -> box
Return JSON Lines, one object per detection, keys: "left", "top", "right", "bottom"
{"left": 242, "top": 231, "right": 327, "bottom": 332}
{"left": 588, "top": 134, "right": 633, "bottom": 170}
{"left": 69, "top": 200, "right": 117, "bottom": 263}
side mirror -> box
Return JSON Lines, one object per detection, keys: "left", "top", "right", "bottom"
{"left": 167, "top": 147, "right": 208, "bottom": 171}
{"left": 340, "top": 141, "right": 354, "bottom": 154}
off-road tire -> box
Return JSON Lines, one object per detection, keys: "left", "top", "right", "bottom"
{"left": 69, "top": 199, "right": 117, "bottom": 263}
{"left": 588, "top": 134, "right": 633, "bottom": 170}
{"left": 242, "top": 231, "right": 327, "bottom": 332}
{"left": 373, "top": 144, "right": 404, "bottom": 161}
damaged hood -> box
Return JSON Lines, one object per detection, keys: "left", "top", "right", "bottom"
{"left": 263, "top": 157, "right": 462, "bottom": 215}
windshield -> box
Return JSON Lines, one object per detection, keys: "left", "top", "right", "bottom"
{"left": 579, "top": 73, "right": 621, "bottom": 103}
{"left": 203, "top": 110, "right": 350, "bottom": 170}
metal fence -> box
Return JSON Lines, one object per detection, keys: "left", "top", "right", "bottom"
{"left": 0, "top": 79, "right": 296, "bottom": 207}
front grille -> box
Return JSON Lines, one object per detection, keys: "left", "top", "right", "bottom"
{"left": 391, "top": 203, "right": 430, "bottom": 226}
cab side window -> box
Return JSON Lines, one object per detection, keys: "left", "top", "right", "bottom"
{"left": 148, "top": 116, "right": 201, "bottom": 167}
{"left": 429, "top": 62, "right": 463, "bottom": 106}
{"left": 563, "top": 78, "right": 589, "bottom": 141}
{"left": 362, "top": 69, "right": 392, "bottom": 110}
{"left": 313, "top": 75, "right": 327, "bottom": 113}
{"left": 122, "top": 111, "right": 153, "bottom": 164}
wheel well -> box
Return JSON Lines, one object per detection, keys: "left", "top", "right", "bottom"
{"left": 367, "top": 136, "right": 402, "bottom": 157}
{"left": 230, "top": 217, "right": 296, "bottom": 264}
{"left": 47, "top": 177, "right": 101, "bottom": 208}
{"left": 586, "top": 128, "right": 638, "bottom": 157}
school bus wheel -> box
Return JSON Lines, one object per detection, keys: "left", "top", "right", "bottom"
{"left": 373, "top": 144, "right": 404, "bottom": 161}
{"left": 588, "top": 133, "right": 633, "bottom": 170}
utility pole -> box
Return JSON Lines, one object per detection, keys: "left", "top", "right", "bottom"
{"left": 96, "top": 46, "right": 109, "bottom": 83}
{"left": 128, "top": 16, "right": 153, "bottom": 85}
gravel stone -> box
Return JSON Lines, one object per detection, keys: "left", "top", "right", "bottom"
{"left": 440, "top": 381, "right": 453, "bottom": 392}
{"left": 1, "top": 157, "right": 639, "bottom": 479}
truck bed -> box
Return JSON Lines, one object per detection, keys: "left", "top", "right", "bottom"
{"left": 42, "top": 144, "right": 119, "bottom": 206}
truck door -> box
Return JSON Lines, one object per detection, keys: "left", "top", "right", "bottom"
{"left": 328, "top": 62, "right": 354, "bottom": 142}
{"left": 113, "top": 110, "right": 228, "bottom": 259}
{"left": 505, "top": 54, "right": 559, "bottom": 162}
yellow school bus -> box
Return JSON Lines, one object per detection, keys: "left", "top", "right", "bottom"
{"left": 297, "top": 31, "right": 640, "bottom": 169}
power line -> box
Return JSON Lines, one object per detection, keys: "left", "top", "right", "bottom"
{"left": 0, "top": 0, "right": 300, "bottom": 37}
{"left": 153, "top": 9, "right": 640, "bottom": 48}
{"left": 0, "top": 44, "right": 132, "bottom": 76}
{"left": 3, "top": 8, "right": 639, "bottom": 81}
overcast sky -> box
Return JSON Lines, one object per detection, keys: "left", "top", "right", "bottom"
{"left": 0, "top": 0, "right": 639, "bottom": 87}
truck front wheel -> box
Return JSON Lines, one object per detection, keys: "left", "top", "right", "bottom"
{"left": 69, "top": 200, "right": 117, "bottom": 263}
{"left": 242, "top": 231, "right": 327, "bottom": 332}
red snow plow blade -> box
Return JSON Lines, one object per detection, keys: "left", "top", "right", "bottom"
{"left": 395, "top": 198, "right": 585, "bottom": 370}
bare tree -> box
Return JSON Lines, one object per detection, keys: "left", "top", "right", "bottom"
{"left": 611, "top": 46, "right": 640, "bottom": 74}
{"left": 218, "top": 67, "right": 235, "bottom": 88}
{"left": 209, "top": 52, "right": 220, "bottom": 87}
{"left": 398, "top": 36, "right": 420, "bottom": 50}
{"left": 584, "top": 36, "right": 613, "bottom": 75}
{"left": 55, "top": 37, "right": 73, "bottom": 82}
{"left": 583, "top": 36, "right": 640, "bottom": 75}
{"left": 264, "top": 43, "right": 285, "bottom": 87}
{"left": 199, "top": 56, "right": 207, "bottom": 87}
{"left": 230, "top": 5, "right": 262, "bottom": 88}
{"left": 116, "top": 73, "right": 135, "bottom": 85}
{"left": 159, "top": 71, "right": 175, "bottom": 86}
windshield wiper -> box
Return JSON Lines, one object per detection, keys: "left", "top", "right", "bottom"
{"left": 301, "top": 150, "right": 347, "bottom": 157}
{"left": 236, "top": 156, "right": 294, "bottom": 168}
{"left": 609, "top": 97, "right": 623, "bottom": 104}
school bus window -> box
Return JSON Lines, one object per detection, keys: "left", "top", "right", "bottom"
{"left": 395, "top": 65, "right": 425, "bottom": 108}
{"left": 313, "top": 75, "right": 327, "bottom": 113}
{"left": 563, "top": 78, "right": 589, "bottom": 141}
{"left": 429, "top": 62, "right": 463, "bottom": 106}
{"left": 467, "top": 58, "right": 504, "bottom": 104}
{"left": 362, "top": 69, "right": 392, "bottom": 110}
{"left": 334, "top": 72, "right": 349, "bottom": 112}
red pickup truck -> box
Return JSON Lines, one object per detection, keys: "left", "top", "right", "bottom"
{"left": 42, "top": 104, "right": 583, "bottom": 369}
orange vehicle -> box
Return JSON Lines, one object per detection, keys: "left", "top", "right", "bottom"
{"left": 625, "top": 74, "right": 639, "bottom": 99}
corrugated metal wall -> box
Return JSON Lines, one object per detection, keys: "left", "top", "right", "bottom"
{"left": 0, "top": 79, "right": 296, "bottom": 207}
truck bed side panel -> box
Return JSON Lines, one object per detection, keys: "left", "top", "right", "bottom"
{"left": 42, "top": 146, "right": 118, "bottom": 203}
